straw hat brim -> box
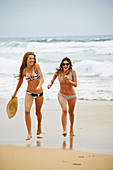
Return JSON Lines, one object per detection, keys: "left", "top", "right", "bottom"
{"left": 6, "top": 97, "right": 18, "bottom": 119}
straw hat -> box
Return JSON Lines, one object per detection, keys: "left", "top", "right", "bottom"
{"left": 6, "top": 97, "right": 18, "bottom": 119}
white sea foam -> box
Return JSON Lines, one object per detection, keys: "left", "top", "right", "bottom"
{"left": 0, "top": 39, "right": 113, "bottom": 56}
{"left": 74, "top": 60, "right": 113, "bottom": 77}
{"left": 0, "top": 35, "right": 113, "bottom": 100}
{"left": 1, "top": 57, "right": 113, "bottom": 77}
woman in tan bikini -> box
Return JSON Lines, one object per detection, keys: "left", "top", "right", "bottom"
{"left": 12, "top": 52, "right": 44, "bottom": 140}
{"left": 47, "top": 57, "right": 77, "bottom": 136}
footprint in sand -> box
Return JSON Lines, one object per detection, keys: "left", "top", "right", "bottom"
{"left": 78, "top": 156, "right": 84, "bottom": 158}
{"left": 73, "top": 163, "right": 81, "bottom": 166}
{"left": 88, "top": 155, "right": 94, "bottom": 157}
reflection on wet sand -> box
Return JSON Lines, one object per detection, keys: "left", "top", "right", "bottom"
{"left": 62, "top": 136, "right": 74, "bottom": 150}
{"left": 26, "top": 144, "right": 31, "bottom": 147}
{"left": 70, "top": 136, "right": 74, "bottom": 150}
{"left": 25, "top": 135, "right": 74, "bottom": 149}
{"left": 37, "top": 136, "right": 43, "bottom": 147}
{"left": 62, "top": 140, "right": 66, "bottom": 149}
{"left": 37, "top": 140, "right": 41, "bottom": 147}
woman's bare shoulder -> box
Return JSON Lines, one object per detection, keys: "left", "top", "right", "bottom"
{"left": 71, "top": 69, "right": 76, "bottom": 74}
{"left": 34, "top": 62, "right": 38, "bottom": 67}
{"left": 35, "top": 63, "right": 41, "bottom": 69}
{"left": 22, "top": 68, "right": 26, "bottom": 76}
{"left": 71, "top": 69, "right": 77, "bottom": 78}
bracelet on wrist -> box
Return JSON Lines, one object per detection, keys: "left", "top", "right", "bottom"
{"left": 51, "top": 80, "right": 54, "bottom": 84}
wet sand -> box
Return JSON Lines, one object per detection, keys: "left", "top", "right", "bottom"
{"left": 0, "top": 98, "right": 113, "bottom": 153}
{"left": 0, "top": 98, "right": 113, "bottom": 169}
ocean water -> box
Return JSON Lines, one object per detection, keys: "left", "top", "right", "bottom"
{"left": 0, "top": 35, "right": 113, "bottom": 101}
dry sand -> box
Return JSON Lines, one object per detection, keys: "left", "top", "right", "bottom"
{"left": 0, "top": 145, "right": 113, "bottom": 170}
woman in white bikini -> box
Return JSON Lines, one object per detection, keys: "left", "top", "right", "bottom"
{"left": 12, "top": 52, "right": 44, "bottom": 140}
{"left": 47, "top": 57, "right": 77, "bottom": 136}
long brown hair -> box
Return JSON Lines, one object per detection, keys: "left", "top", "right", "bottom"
{"left": 15, "top": 52, "right": 36, "bottom": 80}
{"left": 56, "top": 57, "right": 72, "bottom": 74}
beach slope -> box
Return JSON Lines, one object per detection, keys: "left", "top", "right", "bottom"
{"left": 0, "top": 145, "right": 113, "bottom": 170}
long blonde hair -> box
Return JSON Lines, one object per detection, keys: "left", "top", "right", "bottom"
{"left": 15, "top": 52, "right": 36, "bottom": 80}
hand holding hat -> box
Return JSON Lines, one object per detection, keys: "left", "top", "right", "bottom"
{"left": 6, "top": 97, "right": 18, "bottom": 119}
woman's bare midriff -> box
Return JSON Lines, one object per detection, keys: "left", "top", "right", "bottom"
{"left": 27, "top": 79, "right": 43, "bottom": 94}
{"left": 59, "top": 84, "right": 75, "bottom": 96}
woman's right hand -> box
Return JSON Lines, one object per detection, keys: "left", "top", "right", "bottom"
{"left": 47, "top": 83, "right": 52, "bottom": 89}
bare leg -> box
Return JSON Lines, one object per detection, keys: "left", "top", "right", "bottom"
{"left": 58, "top": 94, "right": 67, "bottom": 137}
{"left": 68, "top": 96, "right": 77, "bottom": 136}
{"left": 35, "top": 95, "right": 44, "bottom": 135}
{"left": 25, "top": 93, "right": 33, "bottom": 140}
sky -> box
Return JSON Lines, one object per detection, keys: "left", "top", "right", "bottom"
{"left": 0, "top": 0, "right": 113, "bottom": 38}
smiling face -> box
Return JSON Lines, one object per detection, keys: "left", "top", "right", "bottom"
{"left": 62, "top": 60, "right": 70, "bottom": 72}
{"left": 59, "top": 57, "right": 72, "bottom": 73}
{"left": 27, "top": 55, "right": 35, "bottom": 66}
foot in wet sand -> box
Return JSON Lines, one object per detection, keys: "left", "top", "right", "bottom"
{"left": 26, "top": 134, "right": 32, "bottom": 140}
{"left": 62, "top": 131, "right": 67, "bottom": 137}
{"left": 70, "top": 130, "right": 75, "bottom": 136}
{"left": 37, "top": 126, "right": 42, "bottom": 135}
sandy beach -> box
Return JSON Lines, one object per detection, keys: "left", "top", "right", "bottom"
{"left": 0, "top": 98, "right": 113, "bottom": 169}
{"left": 0, "top": 0, "right": 113, "bottom": 168}
{"left": 0, "top": 145, "right": 113, "bottom": 170}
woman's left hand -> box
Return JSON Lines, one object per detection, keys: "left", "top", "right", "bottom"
{"left": 64, "top": 75, "right": 69, "bottom": 81}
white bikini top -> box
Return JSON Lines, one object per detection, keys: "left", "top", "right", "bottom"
{"left": 58, "top": 72, "right": 73, "bottom": 83}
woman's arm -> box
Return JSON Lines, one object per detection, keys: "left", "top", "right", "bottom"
{"left": 12, "top": 72, "right": 24, "bottom": 99}
{"left": 35, "top": 63, "right": 44, "bottom": 90}
{"left": 47, "top": 71, "right": 58, "bottom": 89}
{"left": 65, "top": 70, "right": 77, "bottom": 87}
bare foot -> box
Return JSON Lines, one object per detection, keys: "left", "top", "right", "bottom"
{"left": 26, "top": 134, "right": 32, "bottom": 140}
{"left": 62, "top": 131, "right": 67, "bottom": 137}
{"left": 37, "top": 126, "right": 42, "bottom": 135}
{"left": 70, "top": 130, "right": 75, "bottom": 136}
